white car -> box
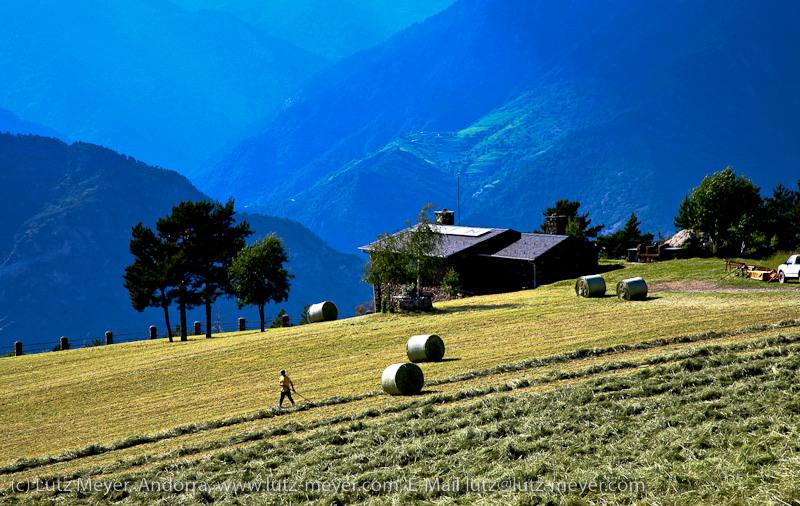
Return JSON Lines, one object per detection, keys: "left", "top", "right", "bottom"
{"left": 777, "top": 254, "right": 800, "bottom": 283}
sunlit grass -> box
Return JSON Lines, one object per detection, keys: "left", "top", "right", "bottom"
{"left": 2, "top": 258, "right": 800, "bottom": 504}
{"left": 2, "top": 259, "right": 798, "bottom": 461}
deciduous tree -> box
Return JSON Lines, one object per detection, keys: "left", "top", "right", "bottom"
{"left": 229, "top": 235, "right": 292, "bottom": 332}
{"left": 362, "top": 204, "right": 444, "bottom": 309}
{"left": 673, "top": 167, "right": 763, "bottom": 255}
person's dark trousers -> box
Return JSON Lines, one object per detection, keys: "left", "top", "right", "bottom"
{"left": 280, "top": 391, "right": 295, "bottom": 406}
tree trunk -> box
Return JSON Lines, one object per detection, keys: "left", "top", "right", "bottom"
{"left": 179, "top": 286, "right": 188, "bottom": 341}
{"left": 205, "top": 296, "right": 212, "bottom": 338}
{"left": 258, "top": 305, "right": 265, "bottom": 332}
{"left": 179, "top": 305, "right": 188, "bottom": 341}
{"left": 416, "top": 254, "right": 422, "bottom": 296}
{"left": 161, "top": 289, "right": 173, "bottom": 342}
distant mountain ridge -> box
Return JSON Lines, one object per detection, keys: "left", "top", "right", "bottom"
{"left": 0, "top": 0, "right": 326, "bottom": 176}
{"left": 0, "top": 0, "right": 458, "bottom": 179}
{"left": 167, "top": 0, "right": 456, "bottom": 61}
{"left": 0, "top": 134, "right": 369, "bottom": 349}
{"left": 195, "top": 0, "right": 800, "bottom": 252}
{"left": 0, "top": 108, "right": 69, "bottom": 143}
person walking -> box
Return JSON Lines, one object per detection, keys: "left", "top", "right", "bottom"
{"left": 278, "top": 369, "right": 296, "bottom": 409}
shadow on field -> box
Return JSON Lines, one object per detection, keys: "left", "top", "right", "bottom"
{"left": 438, "top": 358, "right": 461, "bottom": 362}
{"left": 435, "top": 303, "right": 519, "bottom": 313}
{"left": 593, "top": 263, "right": 626, "bottom": 274}
{"left": 591, "top": 295, "right": 662, "bottom": 301}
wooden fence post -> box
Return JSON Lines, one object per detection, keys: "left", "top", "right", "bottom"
{"left": 150, "top": 325, "right": 157, "bottom": 339}
{"left": 60, "top": 336, "right": 69, "bottom": 351}
{"left": 105, "top": 331, "right": 113, "bottom": 345}
{"left": 281, "top": 314, "right": 290, "bottom": 327}
{"left": 238, "top": 317, "right": 246, "bottom": 331}
{"left": 14, "top": 341, "right": 22, "bottom": 356}
{"left": 194, "top": 321, "right": 201, "bottom": 335}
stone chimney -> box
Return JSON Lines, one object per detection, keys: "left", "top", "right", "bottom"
{"left": 435, "top": 209, "right": 455, "bottom": 226}
{"left": 544, "top": 215, "right": 568, "bottom": 235}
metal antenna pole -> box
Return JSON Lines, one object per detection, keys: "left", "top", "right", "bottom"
{"left": 457, "top": 171, "right": 460, "bottom": 225}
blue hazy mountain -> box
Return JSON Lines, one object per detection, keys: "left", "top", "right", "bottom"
{"left": 168, "top": 0, "right": 456, "bottom": 61}
{"left": 0, "top": 0, "right": 326, "bottom": 177}
{"left": 194, "top": 0, "right": 799, "bottom": 252}
{"left": 0, "top": 108, "right": 69, "bottom": 143}
{"left": 0, "top": 134, "right": 369, "bottom": 349}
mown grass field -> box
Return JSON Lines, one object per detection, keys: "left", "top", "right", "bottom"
{"left": 1, "top": 258, "right": 800, "bottom": 505}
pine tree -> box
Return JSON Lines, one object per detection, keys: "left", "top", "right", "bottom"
{"left": 123, "top": 223, "right": 177, "bottom": 342}
{"left": 148, "top": 199, "right": 251, "bottom": 341}
{"left": 185, "top": 199, "right": 252, "bottom": 338}
{"left": 537, "top": 199, "right": 604, "bottom": 239}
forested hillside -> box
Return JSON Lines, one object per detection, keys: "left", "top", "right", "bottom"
{"left": 196, "top": 0, "right": 799, "bottom": 252}
{"left": 0, "top": 134, "right": 369, "bottom": 349}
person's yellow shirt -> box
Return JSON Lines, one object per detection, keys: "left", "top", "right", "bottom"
{"left": 279, "top": 374, "right": 293, "bottom": 392}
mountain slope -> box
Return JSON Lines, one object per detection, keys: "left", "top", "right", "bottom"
{"left": 0, "top": 134, "right": 369, "bottom": 349}
{"left": 279, "top": 141, "right": 457, "bottom": 248}
{"left": 194, "top": 0, "right": 612, "bottom": 205}
{"left": 167, "top": 0, "right": 456, "bottom": 61}
{"left": 197, "top": 0, "right": 799, "bottom": 251}
{"left": 0, "top": 0, "right": 325, "bottom": 176}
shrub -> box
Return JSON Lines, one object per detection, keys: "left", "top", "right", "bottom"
{"left": 441, "top": 269, "right": 462, "bottom": 297}
{"left": 298, "top": 303, "right": 311, "bottom": 325}
{"left": 270, "top": 308, "right": 293, "bottom": 328}
{"left": 355, "top": 300, "right": 375, "bottom": 316}
{"left": 400, "top": 283, "right": 417, "bottom": 297}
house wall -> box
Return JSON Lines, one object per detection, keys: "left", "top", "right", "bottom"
{"left": 452, "top": 238, "right": 597, "bottom": 295}
{"left": 367, "top": 236, "right": 598, "bottom": 309}
{"left": 451, "top": 256, "right": 533, "bottom": 295}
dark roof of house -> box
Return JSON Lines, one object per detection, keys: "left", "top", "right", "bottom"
{"left": 359, "top": 226, "right": 570, "bottom": 261}
{"left": 435, "top": 227, "right": 519, "bottom": 257}
{"left": 485, "top": 233, "right": 571, "bottom": 260}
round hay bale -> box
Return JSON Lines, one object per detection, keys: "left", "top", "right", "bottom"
{"left": 308, "top": 301, "right": 338, "bottom": 323}
{"left": 616, "top": 277, "right": 648, "bottom": 301}
{"left": 406, "top": 334, "right": 445, "bottom": 362}
{"left": 381, "top": 363, "right": 424, "bottom": 395}
{"left": 575, "top": 275, "right": 606, "bottom": 298}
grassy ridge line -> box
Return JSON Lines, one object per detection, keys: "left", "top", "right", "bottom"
{"left": 3, "top": 320, "right": 798, "bottom": 479}
{"left": 6, "top": 337, "right": 800, "bottom": 504}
